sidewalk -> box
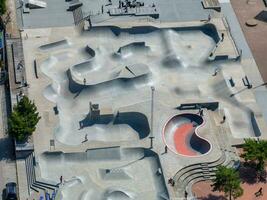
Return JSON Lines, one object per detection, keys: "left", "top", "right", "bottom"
{"left": 0, "top": 85, "right": 17, "bottom": 196}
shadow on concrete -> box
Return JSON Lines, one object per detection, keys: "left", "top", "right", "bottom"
{"left": 161, "top": 55, "right": 181, "bottom": 68}
{"left": 250, "top": 112, "right": 261, "bottom": 137}
{"left": 2, "top": 188, "right": 6, "bottom": 200}
{"left": 113, "top": 112, "right": 150, "bottom": 139}
{"left": 78, "top": 111, "right": 150, "bottom": 139}
{"left": 0, "top": 137, "right": 15, "bottom": 161}
{"left": 79, "top": 114, "right": 113, "bottom": 128}
{"left": 255, "top": 10, "right": 267, "bottom": 23}
{"left": 108, "top": 24, "right": 220, "bottom": 43}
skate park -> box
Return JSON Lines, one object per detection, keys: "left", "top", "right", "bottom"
{"left": 11, "top": 0, "right": 267, "bottom": 199}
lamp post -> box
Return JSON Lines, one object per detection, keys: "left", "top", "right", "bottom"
{"left": 149, "top": 86, "right": 155, "bottom": 149}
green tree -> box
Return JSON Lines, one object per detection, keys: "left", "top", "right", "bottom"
{"left": 0, "top": 0, "right": 6, "bottom": 16}
{"left": 241, "top": 138, "right": 267, "bottom": 173}
{"left": 8, "top": 96, "right": 41, "bottom": 141}
{"left": 211, "top": 166, "right": 243, "bottom": 200}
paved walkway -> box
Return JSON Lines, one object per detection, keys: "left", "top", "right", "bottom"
{"left": 192, "top": 177, "right": 267, "bottom": 200}
{"left": 192, "top": 148, "right": 267, "bottom": 199}
{"left": 0, "top": 85, "right": 17, "bottom": 197}
{"left": 230, "top": 0, "right": 267, "bottom": 82}
{"left": 5, "top": 0, "right": 20, "bottom": 38}
{"left": 1, "top": 0, "right": 23, "bottom": 195}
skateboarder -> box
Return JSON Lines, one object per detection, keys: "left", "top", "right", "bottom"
{"left": 60, "top": 176, "right": 63, "bottom": 184}
{"left": 255, "top": 187, "right": 263, "bottom": 197}
{"left": 221, "top": 33, "right": 224, "bottom": 42}
{"left": 220, "top": 115, "right": 226, "bottom": 124}
{"left": 185, "top": 191, "right": 188, "bottom": 199}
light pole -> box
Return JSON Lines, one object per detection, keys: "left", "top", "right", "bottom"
{"left": 149, "top": 86, "right": 155, "bottom": 149}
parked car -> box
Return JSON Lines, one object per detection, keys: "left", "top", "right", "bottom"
{"left": 5, "top": 182, "right": 17, "bottom": 200}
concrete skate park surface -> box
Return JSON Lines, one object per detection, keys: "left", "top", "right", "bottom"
{"left": 38, "top": 147, "right": 168, "bottom": 200}
{"left": 37, "top": 24, "right": 265, "bottom": 142}
{"left": 19, "top": 19, "right": 267, "bottom": 199}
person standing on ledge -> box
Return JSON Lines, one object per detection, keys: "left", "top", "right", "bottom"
{"left": 221, "top": 33, "right": 224, "bottom": 42}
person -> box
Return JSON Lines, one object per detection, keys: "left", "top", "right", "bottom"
{"left": 82, "top": 134, "right": 88, "bottom": 143}
{"left": 220, "top": 115, "right": 226, "bottom": 124}
{"left": 255, "top": 187, "right": 263, "bottom": 196}
{"left": 164, "top": 146, "right": 168, "bottom": 154}
{"left": 209, "top": 52, "right": 213, "bottom": 57}
{"left": 236, "top": 49, "right": 242, "bottom": 61}
{"left": 60, "top": 175, "right": 63, "bottom": 184}
{"left": 168, "top": 178, "right": 175, "bottom": 186}
{"left": 83, "top": 78, "right": 86, "bottom": 85}
{"left": 221, "top": 33, "right": 224, "bottom": 42}
{"left": 185, "top": 191, "right": 188, "bottom": 199}
{"left": 212, "top": 68, "right": 219, "bottom": 76}
{"left": 199, "top": 109, "right": 203, "bottom": 116}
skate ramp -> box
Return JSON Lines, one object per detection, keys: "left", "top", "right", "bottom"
{"left": 71, "top": 60, "right": 95, "bottom": 75}
{"left": 199, "top": 71, "right": 263, "bottom": 138}
{"left": 39, "top": 39, "right": 70, "bottom": 51}
{"left": 79, "top": 112, "right": 150, "bottom": 139}
{"left": 85, "top": 45, "right": 96, "bottom": 58}
{"left": 38, "top": 147, "right": 169, "bottom": 200}
{"left": 116, "top": 42, "right": 150, "bottom": 58}
{"left": 163, "top": 113, "right": 211, "bottom": 156}
{"left": 70, "top": 62, "right": 151, "bottom": 87}
{"left": 104, "top": 189, "right": 134, "bottom": 200}
{"left": 25, "top": 0, "right": 47, "bottom": 8}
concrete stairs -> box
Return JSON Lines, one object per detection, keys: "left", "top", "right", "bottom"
{"left": 24, "top": 152, "right": 59, "bottom": 195}
{"left": 73, "top": 7, "right": 84, "bottom": 25}
{"left": 174, "top": 148, "right": 237, "bottom": 198}
{"left": 25, "top": 0, "right": 47, "bottom": 9}
{"left": 202, "top": 0, "right": 221, "bottom": 11}
{"left": 173, "top": 120, "right": 239, "bottom": 199}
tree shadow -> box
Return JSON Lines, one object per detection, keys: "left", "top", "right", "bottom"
{"left": 239, "top": 162, "right": 266, "bottom": 184}
{"left": 197, "top": 194, "right": 227, "bottom": 200}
